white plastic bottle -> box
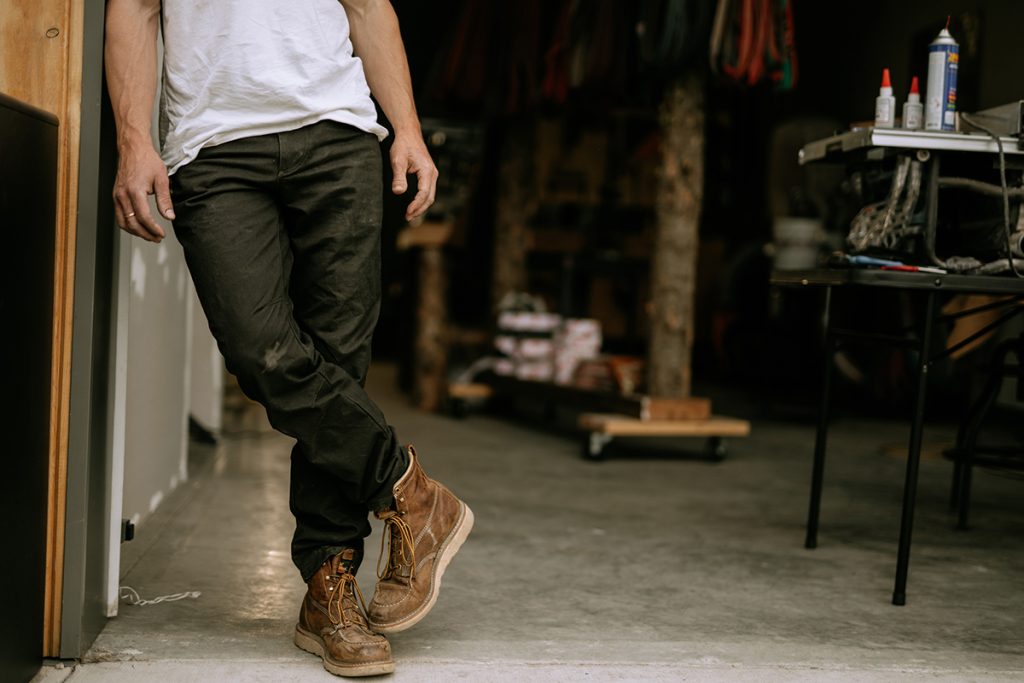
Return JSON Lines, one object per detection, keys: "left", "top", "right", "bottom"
{"left": 903, "top": 76, "right": 923, "bottom": 130}
{"left": 875, "top": 68, "right": 896, "bottom": 128}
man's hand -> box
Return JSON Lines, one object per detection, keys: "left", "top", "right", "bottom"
{"left": 113, "top": 140, "right": 175, "bottom": 242}
{"left": 390, "top": 133, "right": 437, "bottom": 221}
{"left": 342, "top": 0, "right": 435, "bottom": 221}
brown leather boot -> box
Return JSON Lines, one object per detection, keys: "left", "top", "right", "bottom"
{"left": 294, "top": 549, "right": 394, "bottom": 677}
{"left": 367, "top": 445, "right": 473, "bottom": 633}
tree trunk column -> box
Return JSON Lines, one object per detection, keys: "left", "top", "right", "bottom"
{"left": 492, "top": 121, "right": 535, "bottom": 310}
{"left": 647, "top": 75, "right": 705, "bottom": 398}
{"left": 414, "top": 246, "right": 447, "bottom": 412}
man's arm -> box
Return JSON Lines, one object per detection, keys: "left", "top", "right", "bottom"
{"left": 105, "top": 0, "right": 174, "bottom": 242}
{"left": 340, "top": 0, "right": 437, "bottom": 221}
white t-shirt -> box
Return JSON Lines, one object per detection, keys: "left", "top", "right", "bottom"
{"left": 159, "top": 0, "right": 388, "bottom": 175}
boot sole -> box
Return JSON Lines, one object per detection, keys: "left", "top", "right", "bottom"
{"left": 294, "top": 624, "right": 395, "bottom": 677}
{"left": 371, "top": 501, "right": 474, "bottom": 634}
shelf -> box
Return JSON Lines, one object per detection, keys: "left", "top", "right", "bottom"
{"left": 799, "top": 128, "right": 1024, "bottom": 165}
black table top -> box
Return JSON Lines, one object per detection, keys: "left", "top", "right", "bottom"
{"left": 771, "top": 268, "right": 1024, "bottom": 295}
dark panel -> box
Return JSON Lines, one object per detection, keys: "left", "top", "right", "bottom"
{"left": 0, "top": 93, "right": 58, "bottom": 682}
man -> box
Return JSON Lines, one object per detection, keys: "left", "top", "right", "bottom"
{"left": 105, "top": 0, "right": 473, "bottom": 677}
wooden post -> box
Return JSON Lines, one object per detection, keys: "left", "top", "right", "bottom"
{"left": 492, "top": 121, "right": 535, "bottom": 310}
{"left": 414, "top": 246, "right": 447, "bottom": 412}
{"left": 398, "top": 221, "right": 454, "bottom": 412}
{"left": 647, "top": 74, "right": 705, "bottom": 398}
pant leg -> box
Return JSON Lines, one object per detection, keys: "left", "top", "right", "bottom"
{"left": 276, "top": 121, "right": 409, "bottom": 577}
{"left": 169, "top": 130, "right": 404, "bottom": 580}
{"left": 282, "top": 121, "right": 384, "bottom": 385}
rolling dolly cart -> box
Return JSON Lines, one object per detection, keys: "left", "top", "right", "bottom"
{"left": 578, "top": 413, "right": 751, "bottom": 461}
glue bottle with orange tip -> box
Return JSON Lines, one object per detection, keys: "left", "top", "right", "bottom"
{"left": 874, "top": 68, "right": 896, "bottom": 128}
{"left": 902, "top": 76, "right": 923, "bottom": 130}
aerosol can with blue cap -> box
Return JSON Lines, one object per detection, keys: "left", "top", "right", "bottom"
{"left": 924, "top": 18, "right": 959, "bottom": 131}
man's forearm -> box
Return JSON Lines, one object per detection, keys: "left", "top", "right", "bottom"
{"left": 105, "top": 0, "right": 161, "bottom": 151}
{"left": 343, "top": 0, "right": 421, "bottom": 137}
{"left": 105, "top": 0, "right": 173, "bottom": 241}
{"left": 341, "top": 0, "right": 436, "bottom": 220}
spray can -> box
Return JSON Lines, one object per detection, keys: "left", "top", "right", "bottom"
{"left": 874, "top": 68, "right": 896, "bottom": 128}
{"left": 903, "top": 76, "right": 923, "bottom": 129}
{"left": 924, "top": 21, "right": 959, "bottom": 131}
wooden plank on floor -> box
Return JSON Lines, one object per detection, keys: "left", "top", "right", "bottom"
{"left": 579, "top": 413, "right": 751, "bottom": 438}
{"left": 485, "top": 375, "right": 711, "bottom": 421}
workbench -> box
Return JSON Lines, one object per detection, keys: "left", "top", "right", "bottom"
{"left": 799, "top": 126, "right": 1024, "bottom": 267}
{"left": 782, "top": 125, "right": 1024, "bottom": 605}
{"left": 774, "top": 268, "right": 1024, "bottom": 605}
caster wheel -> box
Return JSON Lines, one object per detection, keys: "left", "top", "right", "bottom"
{"left": 705, "top": 437, "right": 727, "bottom": 461}
{"left": 448, "top": 398, "right": 468, "bottom": 419}
{"left": 583, "top": 433, "right": 612, "bottom": 461}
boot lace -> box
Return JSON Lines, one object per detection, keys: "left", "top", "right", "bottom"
{"left": 325, "top": 569, "right": 370, "bottom": 629}
{"left": 377, "top": 510, "right": 416, "bottom": 582}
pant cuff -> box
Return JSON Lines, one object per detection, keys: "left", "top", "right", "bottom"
{"left": 297, "top": 544, "right": 364, "bottom": 582}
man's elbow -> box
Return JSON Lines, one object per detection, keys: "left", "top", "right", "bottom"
{"left": 338, "top": 0, "right": 387, "bottom": 22}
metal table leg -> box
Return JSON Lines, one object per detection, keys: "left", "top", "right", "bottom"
{"left": 806, "top": 286, "right": 834, "bottom": 549}
{"left": 955, "top": 340, "right": 1018, "bottom": 529}
{"left": 892, "top": 290, "right": 937, "bottom": 606}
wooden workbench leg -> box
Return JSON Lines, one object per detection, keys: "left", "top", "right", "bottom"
{"left": 892, "top": 291, "right": 937, "bottom": 606}
{"left": 806, "top": 286, "right": 834, "bottom": 550}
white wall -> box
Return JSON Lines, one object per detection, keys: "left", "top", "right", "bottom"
{"left": 119, "top": 236, "right": 192, "bottom": 530}
{"left": 104, "top": 29, "right": 224, "bottom": 615}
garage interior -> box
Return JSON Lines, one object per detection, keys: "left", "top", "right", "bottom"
{"left": 4, "top": 0, "right": 1024, "bottom": 682}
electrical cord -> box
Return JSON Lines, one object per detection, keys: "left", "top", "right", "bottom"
{"left": 120, "top": 585, "right": 202, "bottom": 606}
{"left": 959, "top": 112, "right": 1024, "bottom": 278}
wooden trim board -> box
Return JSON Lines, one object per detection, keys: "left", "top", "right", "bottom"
{"left": 448, "top": 382, "right": 495, "bottom": 400}
{"left": 579, "top": 413, "right": 751, "bottom": 438}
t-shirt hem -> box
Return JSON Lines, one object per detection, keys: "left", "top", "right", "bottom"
{"left": 165, "top": 111, "right": 388, "bottom": 176}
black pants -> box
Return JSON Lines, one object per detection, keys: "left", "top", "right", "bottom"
{"left": 170, "top": 120, "right": 408, "bottom": 580}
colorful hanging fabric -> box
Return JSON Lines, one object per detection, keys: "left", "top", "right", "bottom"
{"left": 711, "top": 0, "right": 797, "bottom": 89}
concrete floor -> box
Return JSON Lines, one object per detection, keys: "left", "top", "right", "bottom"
{"left": 35, "top": 365, "right": 1024, "bottom": 681}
